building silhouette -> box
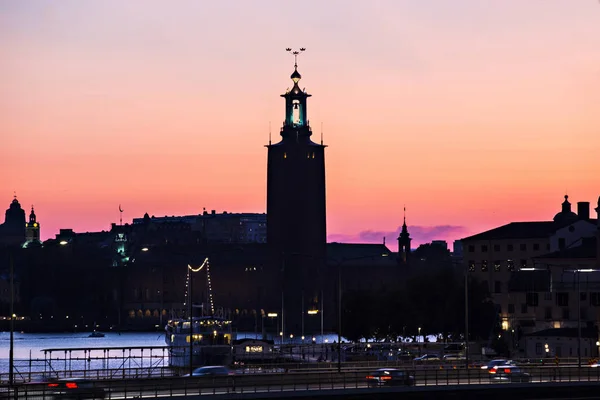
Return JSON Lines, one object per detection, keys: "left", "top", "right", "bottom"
{"left": 0, "top": 195, "right": 26, "bottom": 247}
{"left": 132, "top": 209, "right": 266, "bottom": 244}
{"left": 1, "top": 59, "right": 413, "bottom": 334}
{"left": 397, "top": 211, "right": 411, "bottom": 266}
{"left": 24, "top": 206, "right": 41, "bottom": 248}
{"left": 266, "top": 57, "right": 327, "bottom": 334}
{"left": 460, "top": 195, "right": 599, "bottom": 337}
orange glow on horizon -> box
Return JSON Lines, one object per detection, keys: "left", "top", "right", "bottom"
{"left": 1, "top": 1, "right": 599, "bottom": 249}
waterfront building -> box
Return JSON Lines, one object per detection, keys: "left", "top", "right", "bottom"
{"left": 461, "top": 195, "right": 599, "bottom": 338}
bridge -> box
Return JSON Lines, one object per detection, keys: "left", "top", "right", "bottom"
{"left": 3, "top": 367, "right": 600, "bottom": 400}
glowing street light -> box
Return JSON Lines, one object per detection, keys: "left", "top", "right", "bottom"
{"left": 59, "top": 240, "right": 68, "bottom": 246}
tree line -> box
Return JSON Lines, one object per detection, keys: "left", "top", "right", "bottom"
{"left": 341, "top": 267, "right": 501, "bottom": 344}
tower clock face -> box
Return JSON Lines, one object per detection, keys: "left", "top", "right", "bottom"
{"left": 34, "top": 223, "right": 38, "bottom": 227}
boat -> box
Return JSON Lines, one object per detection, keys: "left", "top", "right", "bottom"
{"left": 88, "top": 331, "right": 105, "bottom": 338}
{"left": 165, "top": 308, "right": 234, "bottom": 367}
{"left": 165, "top": 258, "right": 235, "bottom": 367}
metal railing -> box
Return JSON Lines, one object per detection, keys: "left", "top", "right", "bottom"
{"left": 3, "top": 366, "right": 600, "bottom": 399}
{"left": 2, "top": 356, "right": 594, "bottom": 384}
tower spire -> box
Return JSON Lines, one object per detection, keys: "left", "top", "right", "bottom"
{"left": 119, "top": 204, "right": 124, "bottom": 226}
{"left": 269, "top": 121, "right": 272, "bottom": 145}
{"left": 320, "top": 122, "right": 323, "bottom": 145}
{"left": 398, "top": 205, "right": 411, "bottom": 266}
{"left": 286, "top": 47, "right": 306, "bottom": 69}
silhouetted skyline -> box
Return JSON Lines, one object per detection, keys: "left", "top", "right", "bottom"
{"left": 1, "top": 1, "right": 599, "bottom": 247}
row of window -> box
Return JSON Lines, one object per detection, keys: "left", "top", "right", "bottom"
{"left": 467, "top": 243, "right": 549, "bottom": 253}
{"left": 502, "top": 292, "right": 600, "bottom": 309}
{"left": 283, "top": 152, "right": 317, "bottom": 159}
{"left": 535, "top": 343, "right": 588, "bottom": 357}
{"left": 468, "top": 259, "right": 525, "bottom": 272}
{"left": 510, "top": 305, "right": 589, "bottom": 321}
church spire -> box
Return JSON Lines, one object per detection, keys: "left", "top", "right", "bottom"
{"left": 29, "top": 205, "right": 36, "bottom": 223}
{"left": 398, "top": 206, "right": 411, "bottom": 266}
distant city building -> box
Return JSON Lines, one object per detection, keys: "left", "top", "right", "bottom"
{"left": 460, "top": 195, "right": 599, "bottom": 335}
{"left": 431, "top": 240, "right": 448, "bottom": 250}
{"left": 0, "top": 195, "right": 26, "bottom": 247}
{"left": 132, "top": 209, "right": 266, "bottom": 244}
{"left": 452, "top": 240, "right": 463, "bottom": 257}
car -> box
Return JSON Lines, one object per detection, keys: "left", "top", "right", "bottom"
{"left": 414, "top": 354, "right": 440, "bottom": 362}
{"left": 443, "top": 354, "right": 465, "bottom": 361}
{"left": 184, "top": 366, "right": 232, "bottom": 377}
{"left": 481, "top": 359, "right": 514, "bottom": 370}
{"left": 488, "top": 365, "right": 531, "bottom": 383}
{"left": 46, "top": 378, "right": 105, "bottom": 399}
{"left": 366, "top": 368, "right": 415, "bottom": 387}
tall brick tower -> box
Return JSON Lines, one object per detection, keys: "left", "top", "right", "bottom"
{"left": 266, "top": 49, "right": 326, "bottom": 335}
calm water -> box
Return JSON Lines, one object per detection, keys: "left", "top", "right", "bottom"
{"left": 0, "top": 331, "right": 344, "bottom": 375}
{"left": 0, "top": 332, "right": 167, "bottom": 360}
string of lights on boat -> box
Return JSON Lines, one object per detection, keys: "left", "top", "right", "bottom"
{"left": 183, "top": 257, "right": 215, "bottom": 315}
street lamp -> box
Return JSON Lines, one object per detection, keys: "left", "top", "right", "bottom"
{"left": 565, "top": 268, "right": 600, "bottom": 369}
{"left": 8, "top": 252, "right": 14, "bottom": 387}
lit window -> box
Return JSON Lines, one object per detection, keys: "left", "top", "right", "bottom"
{"left": 481, "top": 260, "right": 488, "bottom": 272}
{"left": 283, "top": 152, "right": 287, "bottom": 159}
{"left": 507, "top": 260, "right": 515, "bottom": 272}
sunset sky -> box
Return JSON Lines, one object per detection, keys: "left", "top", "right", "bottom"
{"left": 1, "top": 1, "right": 599, "bottom": 249}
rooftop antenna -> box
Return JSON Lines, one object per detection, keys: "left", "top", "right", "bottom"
{"left": 269, "top": 121, "right": 272, "bottom": 145}
{"left": 403, "top": 205, "right": 406, "bottom": 225}
{"left": 119, "top": 204, "right": 124, "bottom": 226}
{"left": 286, "top": 47, "right": 306, "bottom": 69}
{"left": 13, "top": 191, "right": 17, "bottom": 200}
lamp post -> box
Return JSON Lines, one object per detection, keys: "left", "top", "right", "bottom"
{"left": 301, "top": 291, "right": 304, "bottom": 342}
{"left": 337, "top": 260, "right": 342, "bottom": 373}
{"left": 188, "top": 266, "right": 194, "bottom": 376}
{"left": 577, "top": 270, "right": 581, "bottom": 369}
{"left": 565, "top": 268, "right": 599, "bottom": 369}
{"left": 9, "top": 252, "right": 14, "bottom": 387}
{"left": 465, "top": 261, "right": 470, "bottom": 370}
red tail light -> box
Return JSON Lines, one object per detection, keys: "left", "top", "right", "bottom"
{"left": 65, "top": 382, "right": 78, "bottom": 389}
{"left": 489, "top": 367, "right": 497, "bottom": 374}
{"left": 380, "top": 376, "right": 392, "bottom": 380}
{"left": 47, "top": 383, "right": 59, "bottom": 388}
{"left": 504, "top": 368, "right": 512, "bottom": 374}
{"left": 366, "top": 375, "right": 374, "bottom": 379}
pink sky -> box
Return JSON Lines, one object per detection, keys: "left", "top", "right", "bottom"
{"left": 1, "top": 1, "right": 599, "bottom": 249}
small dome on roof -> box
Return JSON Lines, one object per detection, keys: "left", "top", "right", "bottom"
{"left": 553, "top": 195, "right": 578, "bottom": 224}
{"left": 291, "top": 67, "right": 301, "bottom": 84}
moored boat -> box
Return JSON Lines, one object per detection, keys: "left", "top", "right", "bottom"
{"left": 165, "top": 311, "right": 234, "bottom": 367}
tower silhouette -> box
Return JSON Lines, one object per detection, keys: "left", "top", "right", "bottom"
{"left": 266, "top": 49, "right": 327, "bottom": 334}
{"left": 398, "top": 207, "right": 411, "bottom": 266}
{"left": 25, "top": 205, "right": 41, "bottom": 246}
